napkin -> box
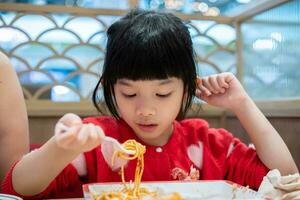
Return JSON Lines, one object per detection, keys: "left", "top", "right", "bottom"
{"left": 258, "top": 169, "right": 300, "bottom": 200}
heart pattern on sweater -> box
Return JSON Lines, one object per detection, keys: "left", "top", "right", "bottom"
{"left": 187, "top": 141, "right": 203, "bottom": 169}
{"left": 71, "top": 153, "right": 87, "bottom": 176}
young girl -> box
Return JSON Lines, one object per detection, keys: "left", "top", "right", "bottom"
{"left": 2, "top": 9, "right": 298, "bottom": 199}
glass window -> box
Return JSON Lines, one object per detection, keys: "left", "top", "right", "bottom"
{"left": 241, "top": 0, "right": 300, "bottom": 99}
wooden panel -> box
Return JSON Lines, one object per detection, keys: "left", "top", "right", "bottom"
{"left": 29, "top": 116, "right": 58, "bottom": 145}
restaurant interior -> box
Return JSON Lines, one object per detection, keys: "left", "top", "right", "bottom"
{"left": 0, "top": 0, "right": 299, "bottom": 196}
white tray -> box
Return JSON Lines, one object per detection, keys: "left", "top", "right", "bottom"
{"left": 0, "top": 194, "right": 22, "bottom": 200}
{"left": 83, "top": 180, "right": 270, "bottom": 200}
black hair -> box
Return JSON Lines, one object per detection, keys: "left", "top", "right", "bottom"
{"left": 93, "top": 9, "right": 197, "bottom": 120}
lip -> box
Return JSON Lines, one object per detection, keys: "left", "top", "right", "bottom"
{"left": 136, "top": 123, "right": 158, "bottom": 132}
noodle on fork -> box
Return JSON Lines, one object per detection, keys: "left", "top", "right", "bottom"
{"left": 113, "top": 139, "right": 146, "bottom": 197}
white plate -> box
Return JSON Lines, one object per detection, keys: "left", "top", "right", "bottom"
{"left": 83, "top": 180, "right": 269, "bottom": 200}
{"left": 0, "top": 194, "right": 22, "bottom": 200}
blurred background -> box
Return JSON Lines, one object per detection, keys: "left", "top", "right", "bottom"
{"left": 0, "top": 0, "right": 299, "bottom": 167}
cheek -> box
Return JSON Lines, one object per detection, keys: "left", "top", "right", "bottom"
{"left": 115, "top": 98, "right": 134, "bottom": 118}
{"left": 160, "top": 98, "right": 182, "bottom": 118}
{"left": 118, "top": 104, "right": 131, "bottom": 114}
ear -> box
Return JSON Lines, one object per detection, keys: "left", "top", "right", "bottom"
{"left": 196, "top": 77, "right": 202, "bottom": 88}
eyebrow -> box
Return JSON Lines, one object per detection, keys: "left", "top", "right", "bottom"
{"left": 158, "top": 79, "right": 174, "bottom": 85}
{"left": 118, "top": 79, "right": 174, "bottom": 86}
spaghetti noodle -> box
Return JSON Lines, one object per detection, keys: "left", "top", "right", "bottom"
{"left": 92, "top": 139, "right": 182, "bottom": 200}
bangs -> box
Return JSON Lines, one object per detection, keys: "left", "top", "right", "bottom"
{"left": 110, "top": 38, "right": 188, "bottom": 81}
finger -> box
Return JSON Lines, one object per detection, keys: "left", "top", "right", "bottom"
{"left": 56, "top": 126, "right": 79, "bottom": 147}
{"left": 215, "top": 76, "right": 226, "bottom": 94}
{"left": 201, "top": 77, "right": 215, "bottom": 94}
{"left": 65, "top": 125, "right": 92, "bottom": 148}
{"left": 195, "top": 89, "right": 201, "bottom": 98}
{"left": 58, "top": 113, "right": 82, "bottom": 127}
{"left": 86, "top": 124, "right": 100, "bottom": 147}
{"left": 281, "top": 190, "right": 300, "bottom": 200}
{"left": 223, "top": 72, "right": 235, "bottom": 84}
{"left": 208, "top": 76, "right": 222, "bottom": 94}
{"left": 85, "top": 123, "right": 96, "bottom": 142}
{"left": 95, "top": 126, "right": 105, "bottom": 139}
{"left": 89, "top": 125, "right": 99, "bottom": 140}
{"left": 217, "top": 75, "right": 229, "bottom": 90}
{"left": 77, "top": 125, "right": 90, "bottom": 145}
{"left": 198, "top": 84, "right": 212, "bottom": 96}
{"left": 88, "top": 125, "right": 102, "bottom": 148}
{"left": 55, "top": 122, "right": 69, "bottom": 135}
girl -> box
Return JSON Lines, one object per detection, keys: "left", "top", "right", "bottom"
{"left": 2, "top": 9, "right": 298, "bottom": 199}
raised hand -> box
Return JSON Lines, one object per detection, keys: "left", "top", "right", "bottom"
{"left": 195, "top": 72, "right": 249, "bottom": 110}
{"left": 54, "top": 113, "right": 105, "bottom": 153}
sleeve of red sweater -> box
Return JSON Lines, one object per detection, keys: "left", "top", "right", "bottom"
{"left": 1, "top": 161, "right": 83, "bottom": 200}
{"left": 212, "top": 128, "right": 269, "bottom": 190}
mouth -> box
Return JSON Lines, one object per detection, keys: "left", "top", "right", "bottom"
{"left": 136, "top": 123, "right": 158, "bottom": 132}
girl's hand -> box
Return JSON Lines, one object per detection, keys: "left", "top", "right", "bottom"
{"left": 195, "top": 72, "right": 250, "bottom": 111}
{"left": 54, "top": 113, "right": 105, "bottom": 153}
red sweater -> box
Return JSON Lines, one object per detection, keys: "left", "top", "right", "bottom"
{"left": 2, "top": 117, "right": 269, "bottom": 199}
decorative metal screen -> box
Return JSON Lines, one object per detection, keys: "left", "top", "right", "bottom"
{"left": 0, "top": 11, "right": 115, "bottom": 102}
{"left": 0, "top": 5, "right": 236, "bottom": 103}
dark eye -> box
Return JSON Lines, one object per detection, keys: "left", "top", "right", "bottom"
{"left": 156, "top": 93, "right": 172, "bottom": 98}
{"left": 122, "top": 93, "right": 136, "bottom": 98}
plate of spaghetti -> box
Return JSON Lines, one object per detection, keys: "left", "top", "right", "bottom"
{"left": 83, "top": 139, "right": 268, "bottom": 200}
{"left": 83, "top": 181, "right": 268, "bottom": 200}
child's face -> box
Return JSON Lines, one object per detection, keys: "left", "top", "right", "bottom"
{"left": 114, "top": 78, "right": 184, "bottom": 146}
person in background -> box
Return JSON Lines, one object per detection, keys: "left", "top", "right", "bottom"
{"left": 2, "top": 9, "right": 298, "bottom": 199}
{"left": 0, "top": 52, "right": 29, "bottom": 185}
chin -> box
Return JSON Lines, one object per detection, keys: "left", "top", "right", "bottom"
{"left": 136, "top": 131, "right": 162, "bottom": 141}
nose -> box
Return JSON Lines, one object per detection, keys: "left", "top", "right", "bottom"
{"left": 135, "top": 99, "right": 156, "bottom": 117}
